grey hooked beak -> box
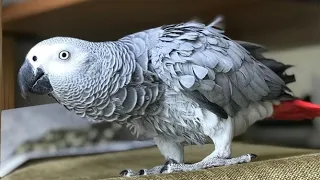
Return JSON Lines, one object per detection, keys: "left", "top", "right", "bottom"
{"left": 18, "top": 60, "right": 53, "bottom": 99}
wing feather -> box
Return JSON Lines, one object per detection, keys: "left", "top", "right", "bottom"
{"left": 150, "top": 20, "right": 292, "bottom": 118}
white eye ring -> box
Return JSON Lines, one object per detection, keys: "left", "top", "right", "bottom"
{"left": 59, "top": 50, "right": 70, "bottom": 60}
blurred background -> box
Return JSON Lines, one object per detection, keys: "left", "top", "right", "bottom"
{"left": 1, "top": 0, "right": 320, "bottom": 177}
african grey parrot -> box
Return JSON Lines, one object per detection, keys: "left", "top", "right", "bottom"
{"left": 17, "top": 16, "right": 320, "bottom": 176}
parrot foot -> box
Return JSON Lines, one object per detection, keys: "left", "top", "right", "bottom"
{"left": 119, "top": 165, "right": 164, "bottom": 177}
{"left": 160, "top": 153, "right": 257, "bottom": 174}
{"left": 119, "top": 169, "right": 137, "bottom": 177}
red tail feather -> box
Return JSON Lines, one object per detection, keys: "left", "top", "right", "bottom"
{"left": 272, "top": 100, "right": 320, "bottom": 120}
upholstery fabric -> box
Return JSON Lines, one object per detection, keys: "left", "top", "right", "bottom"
{"left": 3, "top": 142, "right": 319, "bottom": 180}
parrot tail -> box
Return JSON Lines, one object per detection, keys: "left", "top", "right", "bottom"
{"left": 236, "top": 41, "right": 296, "bottom": 85}
{"left": 272, "top": 99, "right": 320, "bottom": 120}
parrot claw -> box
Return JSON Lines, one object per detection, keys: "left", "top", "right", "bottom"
{"left": 119, "top": 169, "right": 137, "bottom": 177}
{"left": 138, "top": 169, "right": 148, "bottom": 175}
{"left": 164, "top": 159, "right": 179, "bottom": 166}
{"left": 160, "top": 165, "right": 170, "bottom": 174}
{"left": 119, "top": 165, "right": 165, "bottom": 177}
{"left": 160, "top": 154, "right": 257, "bottom": 174}
{"left": 249, "top": 153, "right": 257, "bottom": 159}
{"left": 160, "top": 159, "right": 179, "bottom": 173}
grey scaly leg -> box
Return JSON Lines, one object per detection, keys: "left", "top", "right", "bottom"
{"left": 161, "top": 114, "right": 257, "bottom": 174}
{"left": 160, "top": 154, "right": 256, "bottom": 173}
{"left": 119, "top": 136, "right": 184, "bottom": 176}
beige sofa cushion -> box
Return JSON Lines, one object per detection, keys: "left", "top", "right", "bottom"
{"left": 3, "top": 142, "right": 319, "bottom": 180}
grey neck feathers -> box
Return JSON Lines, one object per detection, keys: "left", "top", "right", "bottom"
{"left": 52, "top": 40, "right": 166, "bottom": 123}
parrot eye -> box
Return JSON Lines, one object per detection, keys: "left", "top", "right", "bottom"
{"left": 59, "top": 50, "right": 70, "bottom": 60}
{"left": 32, "top": 56, "right": 37, "bottom": 61}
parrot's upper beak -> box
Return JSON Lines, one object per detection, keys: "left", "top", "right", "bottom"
{"left": 18, "top": 60, "right": 53, "bottom": 99}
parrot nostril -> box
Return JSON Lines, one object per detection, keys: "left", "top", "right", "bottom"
{"left": 32, "top": 56, "right": 37, "bottom": 61}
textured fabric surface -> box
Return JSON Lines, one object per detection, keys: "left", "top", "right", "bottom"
{"left": 110, "top": 153, "right": 320, "bottom": 180}
{"left": 3, "top": 142, "right": 319, "bottom": 180}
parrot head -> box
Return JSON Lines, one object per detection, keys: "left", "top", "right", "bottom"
{"left": 17, "top": 37, "right": 100, "bottom": 101}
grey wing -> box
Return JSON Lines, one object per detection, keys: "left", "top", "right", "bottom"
{"left": 150, "top": 21, "right": 293, "bottom": 118}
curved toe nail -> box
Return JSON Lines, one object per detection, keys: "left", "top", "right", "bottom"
{"left": 249, "top": 154, "right": 257, "bottom": 159}
{"left": 119, "top": 170, "right": 128, "bottom": 176}
{"left": 160, "top": 166, "right": 168, "bottom": 173}
{"left": 165, "top": 159, "right": 178, "bottom": 166}
{"left": 171, "top": 159, "right": 179, "bottom": 164}
{"left": 138, "top": 170, "right": 146, "bottom": 175}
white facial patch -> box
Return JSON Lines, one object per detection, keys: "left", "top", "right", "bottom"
{"left": 26, "top": 45, "right": 51, "bottom": 75}
{"left": 26, "top": 43, "right": 88, "bottom": 76}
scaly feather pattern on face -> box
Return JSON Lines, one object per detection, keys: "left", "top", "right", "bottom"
{"left": 32, "top": 37, "right": 166, "bottom": 124}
